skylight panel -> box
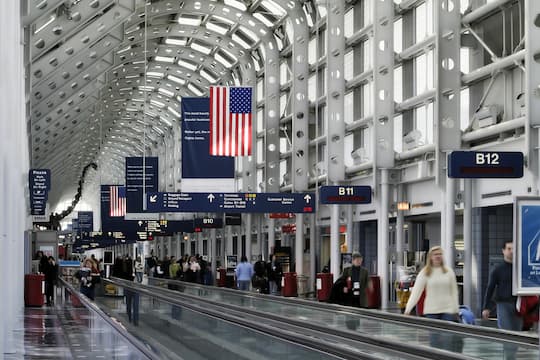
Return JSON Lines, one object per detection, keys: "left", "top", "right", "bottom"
{"left": 178, "top": 59, "right": 198, "bottom": 71}
{"left": 158, "top": 87, "right": 175, "bottom": 97}
{"left": 239, "top": 26, "right": 259, "bottom": 43}
{"left": 154, "top": 56, "right": 175, "bottom": 63}
{"left": 150, "top": 99, "right": 165, "bottom": 108}
{"left": 177, "top": 15, "right": 202, "bottom": 27}
{"left": 168, "top": 106, "right": 181, "bottom": 118}
{"left": 260, "top": 0, "right": 286, "bottom": 17}
{"left": 200, "top": 69, "right": 218, "bottom": 83}
{"left": 232, "top": 33, "right": 252, "bottom": 49}
{"left": 225, "top": 0, "right": 247, "bottom": 11}
{"left": 215, "top": 53, "right": 234, "bottom": 68}
{"left": 146, "top": 71, "right": 164, "bottom": 78}
{"left": 167, "top": 74, "right": 187, "bottom": 85}
{"left": 165, "top": 38, "right": 187, "bottom": 46}
{"left": 160, "top": 116, "right": 173, "bottom": 127}
{"left": 191, "top": 42, "right": 212, "bottom": 55}
{"left": 188, "top": 84, "right": 204, "bottom": 96}
{"left": 206, "top": 22, "right": 229, "bottom": 35}
{"left": 138, "top": 86, "right": 154, "bottom": 91}
{"left": 253, "top": 12, "right": 275, "bottom": 27}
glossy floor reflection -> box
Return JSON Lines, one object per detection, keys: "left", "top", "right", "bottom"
{"left": 5, "top": 294, "right": 145, "bottom": 359}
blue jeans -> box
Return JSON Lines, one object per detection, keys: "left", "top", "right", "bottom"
{"left": 237, "top": 280, "right": 250, "bottom": 291}
{"left": 497, "top": 302, "right": 523, "bottom": 359}
{"left": 135, "top": 272, "right": 143, "bottom": 283}
{"left": 269, "top": 280, "right": 279, "bottom": 295}
{"left": 424, "top": 313, "right": 462, "bottom": 352}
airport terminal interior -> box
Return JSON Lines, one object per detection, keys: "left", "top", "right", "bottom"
{"left": 2, "top": 0, "right": 540, "bottom": 358}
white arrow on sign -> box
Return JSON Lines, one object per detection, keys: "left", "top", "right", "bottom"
{"left": 304, "top": 194, "right": 312, "bottom": 203}
{"left": 149, "top": 195, "right": 157, "bottom": 203}
{"left": 208, "top": 194, "right": 215, "bottom": 203}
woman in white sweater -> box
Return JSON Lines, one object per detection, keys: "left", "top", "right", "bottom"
{"left": 404, "top": 246, "right": 461, "bottom": 351}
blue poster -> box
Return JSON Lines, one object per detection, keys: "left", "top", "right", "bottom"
{"left": 181, "top": 98, "right": 234, "bottom": 179}
{"left": 125, "top": 157, "right": 159, "bottom": 213}
{"left": 29, "top": 169, "right": 51, "bottom": 215}
{"left": 520, "top": 205, "right": 540, "bottom": 289}
{"left": 78, "top": 211, "right": 93, "bottom": 234}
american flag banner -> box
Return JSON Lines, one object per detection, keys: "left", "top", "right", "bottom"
{"left": 209, "top": 86, "right": 253, "bottom": 156}
{"left": 109, "top": 185, "right": 126, "bottom": 217}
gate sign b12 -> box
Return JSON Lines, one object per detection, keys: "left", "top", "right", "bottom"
{"left": 448, "top": 151, "right": 523, "bottom": 178}
{"left": 320, "top": 186, "right": 372, "bottom": 204}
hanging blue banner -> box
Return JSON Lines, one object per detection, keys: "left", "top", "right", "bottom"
{"left": 125, "top": 157, "right": 159, "bottom": 213}
{"left": 78, "top": 211, "right": 93, "bottom": 235}
{"left": 181, "top": 98, "right": 234, "bottom": 179}
{"left": 515, "top": 197, "right": 540, "bottom": 295}
{"left": 29, "top": 169, "right": 51, "bottom": 215}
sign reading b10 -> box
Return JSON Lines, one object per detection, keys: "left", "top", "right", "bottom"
{"left": 320, "top": 186, "right": 372, "bottom": 204}
{"left": 448, "top": 151, "right": 524, "bottom": 178}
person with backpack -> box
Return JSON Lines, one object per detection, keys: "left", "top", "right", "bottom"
{"left": 266, "top": 254, "right": 283, "bottom": 295}
{"left": 252, "top": 256, "right": 268, "bottom": 293}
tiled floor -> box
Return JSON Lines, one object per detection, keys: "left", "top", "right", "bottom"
{"left": 4, "top": 294, "right": 145, "bottom": 359}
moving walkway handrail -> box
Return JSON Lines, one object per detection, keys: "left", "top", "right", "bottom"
{"left": 107, "top": 277, "right": 479, "bottom": 360}
{"left": 145, "top": 276, "right": 539, "bottom": 347}
{"left": 58, "top": 277, "right": 158, "bottom": 360}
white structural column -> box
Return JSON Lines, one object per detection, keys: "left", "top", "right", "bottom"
{"left": 309, "top": 214, "right": 317, "bottom": 292}
{"left": 463, "top": 179, "right": 473, "bottom": 307}
{"left": 444, "top": 176, "right": 455, "bottom": 268}
{"left": 378, "top": 169, "right": 390, "bottom": 309}
{"left": 396, "top": 185, "right": 405, "bottom": 267}
{"left": 268, "top": 218, "right": 275, "bottom": 255}
{"left": 245, "top": 214, "right": 252, "bottom": 260}
{"left": 295, "top": 214, "right": 304, "bottom": 275}
{"left": 1, "top": 0, "right": 28, "bottom": 353}
{"left": 525, "top": 0, "right": 540, "bottom": 188}
{"left": 435, "top": 0, "right": 461, "bottom": 267}
{"left": 210, "top": 229, "right": 217, "bottom": 276}
{"left": 330, "top": 205, "right": 341, "bottom": 279}
{"left": 373, "top": 0, "right": 394, "bottom": 310}
{"left": 326, "top": 0, "right": 345, "bottom": 281}
{"left": 346, "top": 206, "right": 353, "bottom": 251}
{"left": 227, "top": 226, "right": 233, "bottom": 256}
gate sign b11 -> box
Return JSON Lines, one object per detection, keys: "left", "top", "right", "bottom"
{"left": 448, "top": 151, "right": 524, "bottom": 178}
{"left": 319, "top": 186, "right": 372, "bottom": 204}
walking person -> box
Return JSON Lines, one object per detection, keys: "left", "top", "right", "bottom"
{"left": 76, "top": 258, "right": 101, "bottom": 300}
{"left": 482, "top": 241, "right": 522, "bottom": 359}
{"left": 267, "top": 254, "right": 283, "bottom": 295}
{"left": 134, "top": 256, "right": 144, "bottom": 283}
{"left": 339, "top": 252, "right": 370, "bottom": 308}
{"left": 44, "top": 256, "right": 58, "bottom": 306}
{"left": 405, "top": 246, "right": 460, "bottom": 352}
{"left": 235, "top": 256, "right": 254, "bottom": 291}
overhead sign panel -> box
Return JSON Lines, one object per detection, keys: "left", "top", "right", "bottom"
{"left": 29, "top": 169, "right": 51, "bottom": 215}
{"left": 147, "top": 192, "right": 316, "bottom": 214}
{"left": 78, "top": 211, "right": 93, "bottom": 235}
{"left": 125, "top": 157, "right": 159, "bottom": 213}
{"left": 448, "top": 151, "right": 524, "bottom": 178}
{"left": 320, "top": 186, "right": 372, "bottom": 204}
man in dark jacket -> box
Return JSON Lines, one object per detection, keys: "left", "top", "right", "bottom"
{"left": 266, "top": 254, "right": 282, "bottom": 295}
{"left": 44, "top": 256, "right": 58, "bottom": 306}
{"left": 332, "top": 252, "right": 369, "bottom": 308}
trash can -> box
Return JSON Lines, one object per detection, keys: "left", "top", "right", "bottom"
{"left": 367, "top": 275, "right": 381, "bottom": 309}
{"left": 24, "top": 274, "right": 44, "bottom": 307}
{"left": 316, "top": 273, "right": 333, "bottom": 302}
{"left": 216, "top": 268, "right": 227, "bottom": 287}
{"left": 281, "top": 272, "right": 297, "bottom": 297}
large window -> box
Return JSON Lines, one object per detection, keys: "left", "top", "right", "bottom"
{"left": 344, "top": 92, "right": 354, "bottom": 124}
{"left": 344, "top": 50, "right": 354, "bottom": 81}
{"left": 414, "top": 103, "right": 434, "bottom": 145}
{"left": 344, "top": 8, "right": 355, "bottom": 38}
{"left": 415, "top": 0, "right": 434, "bottom": 42}
{"left": 414, "top": 50, "right": 434, "bottom": 95}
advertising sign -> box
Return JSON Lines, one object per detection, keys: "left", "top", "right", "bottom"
{"left": 514, "top": 197, "right": 540, "bottom": 295}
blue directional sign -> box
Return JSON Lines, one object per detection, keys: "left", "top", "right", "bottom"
{"left": 448, "top": 151, "right": 524, "bottom": 178}
{"left": 29, "top": 169, "right": 51, "bottom": 215}
{"left": 147, "top": 192, "right": 316, "bottom": 214}
{"left": 320, "top": 186, "right": 372, "bottom": 204}
{"left": 78, "top": 211, "right": 93, "bottom": 234}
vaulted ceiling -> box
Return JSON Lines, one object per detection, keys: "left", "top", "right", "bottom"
{"left": 26, "top": 0, "right": 317, "bottom": 208}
